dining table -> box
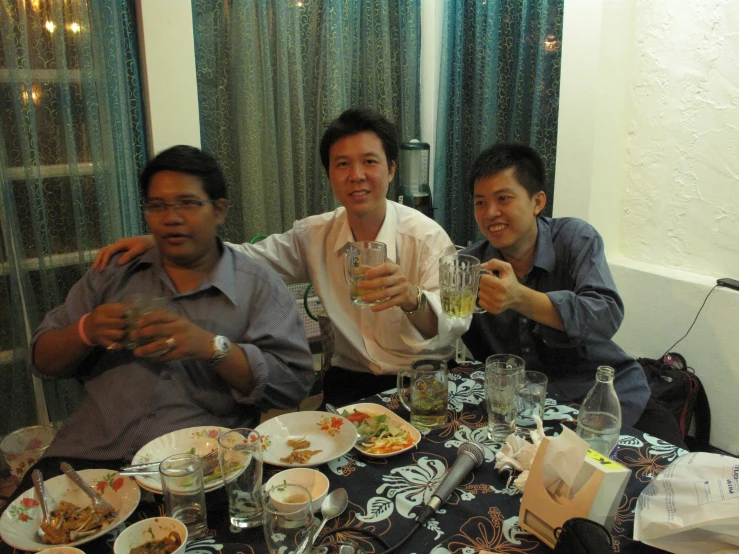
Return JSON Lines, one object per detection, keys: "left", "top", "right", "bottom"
{"left": 0, "top": 362, "right": 682, "bottom": 554}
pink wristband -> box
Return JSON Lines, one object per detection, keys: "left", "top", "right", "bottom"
{"left": 78, "top": 313, "right": 95, "bottom": 346}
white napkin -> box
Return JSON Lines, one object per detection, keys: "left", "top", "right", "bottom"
{"left": 494, "top": 416, "right": 546, "bottom": 491}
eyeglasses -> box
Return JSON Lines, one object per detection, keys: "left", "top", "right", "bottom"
{"left": 143, "top": 199, "right": 213, "bottom": 215}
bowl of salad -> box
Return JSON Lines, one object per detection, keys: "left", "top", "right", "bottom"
{"left": 339, "top": 403, "right": 421, "bottom": 457}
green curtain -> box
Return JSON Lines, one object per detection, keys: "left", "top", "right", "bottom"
{"left": 192, "top": 0, "right": 421, "bottom": 242}
{"left": 0, "top": 0, "right": 147, "bottom": 435}
{"left": 434, "top": 0, "right": 564, "bottom": 245}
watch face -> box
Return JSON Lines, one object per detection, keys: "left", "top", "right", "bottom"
{"left": 215, "top": 336, "right": 230, "bottom": 351}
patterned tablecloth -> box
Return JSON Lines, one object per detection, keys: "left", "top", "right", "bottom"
{"left": 1, "top": 363, "right": 682, "bottom": 553}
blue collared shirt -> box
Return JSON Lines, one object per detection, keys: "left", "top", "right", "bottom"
{"left": 461, "top": 217, "right": 649, "bottom": 426}
{"left": 31, "top": 243, "right": 315, "bottom": 461}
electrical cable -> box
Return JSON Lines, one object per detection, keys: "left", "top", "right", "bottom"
{"left": 317, "top": 522, "right": 423, "bottom": 554}
{"left": 376, "top": 522, "right": 422, "bottom": 554}
{"left": 660, "top": 284, "right": 717, "bottom": 358}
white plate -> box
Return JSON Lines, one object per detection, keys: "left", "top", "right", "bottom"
{"left": 339, "top": 402, "right": 421, "bottom": 457}
{"left": 255, "top": 411, "right": 356, "bottom": 467}
{"left": 130, "top": 426, "right": 229, "bottom": 493}
{"left": 0, "top": 469, "right": 141, "bottom": 552}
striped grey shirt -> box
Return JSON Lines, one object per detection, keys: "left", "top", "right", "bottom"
{"left": 31, "top": 244, "right": 315, "bottom": 461}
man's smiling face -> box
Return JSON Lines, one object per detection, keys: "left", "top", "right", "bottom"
{"left": 473, "top": 167, "right": 546, "bottom": 259}
{"left": 328, "top": 131, "right": 395, "bottom": 222}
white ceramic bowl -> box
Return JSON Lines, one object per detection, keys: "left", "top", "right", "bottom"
{"left": 265, "top": 467, "right": 329, "bottom": 512}
{"left": 113, "top": 517, "right": 188, "bottom": 554}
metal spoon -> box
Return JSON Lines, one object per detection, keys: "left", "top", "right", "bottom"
{"left": 311, "top": 488, "right": 349, "bottom": 547}
{"left": 32, "top": 469, "right": 53, "bottom": 542}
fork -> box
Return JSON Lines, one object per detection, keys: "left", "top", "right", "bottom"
{"left": 325, "top": 403, "right": 374, "bottom": 448}
{"left": 60, "top": 462, "right": 116, "bottom": 513}
{"left": 119, "top": 448, "right": 219, "bottom": 476}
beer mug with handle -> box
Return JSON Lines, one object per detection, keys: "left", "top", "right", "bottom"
{"left": 397, "top": 359, "right": 448, "bottom": 433}
{"left": 439, "top": 254, "right": 493, "bottom": 318}
{"left": 343, "top": 241, "right": 387, "bottom": 307}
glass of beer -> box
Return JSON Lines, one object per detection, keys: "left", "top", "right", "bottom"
{"left": 397, "top": 359, "right": 448, "bottom": 433}
{"left": 343, "top": 241, "right": 387, "bottom": 307}
{"left": 439, "top": 254, "right": 492, "bottom": 318}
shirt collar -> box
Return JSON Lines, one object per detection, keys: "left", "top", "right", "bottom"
{"left": 134, "top": 238, "right": 238, "bottom": 305}
{"left": 331, "top": 200, "right": 397, "bottom": 263}
{"left": 481, "top": 217, "right": 556, "bottom": 275}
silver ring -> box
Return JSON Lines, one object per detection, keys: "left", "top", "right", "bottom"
{"left": 106, "top": 342, "right": 119, "bottom": 351}
{"left": 165, "top": 337, "right": 176, "bottom": 350}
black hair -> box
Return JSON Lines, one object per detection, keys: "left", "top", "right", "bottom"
{"left": 467, "top": 143, "right": 545, "bottom": 197}
{"left": 319, "top": 108, "right": 399, "bottom": 173}
{"left": 139, "top": 145, "right": 227, "bottom": 200}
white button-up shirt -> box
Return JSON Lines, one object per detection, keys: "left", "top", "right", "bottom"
{"left": 230, "top": 200, "right": 468, "bottom": 375}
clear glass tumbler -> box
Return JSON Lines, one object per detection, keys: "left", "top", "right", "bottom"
{"left": 485, "top": 354, "right": 525, "bottom": 441}
{"left": 218, "top": 428, "right": 263, "bottom": 528}
{"left": 159, "top": 453, "right": 208, "bottom": 540}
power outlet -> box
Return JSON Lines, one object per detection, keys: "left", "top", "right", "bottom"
{"left": 717, "top": 278, "right": 739, "bottom": 291}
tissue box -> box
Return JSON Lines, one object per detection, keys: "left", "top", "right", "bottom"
{"left": 519, "top": 437, "right": 631, "bottom": 548}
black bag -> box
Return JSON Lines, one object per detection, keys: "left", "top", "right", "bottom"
{"left": 553, "top": 517, "right": 613, "bottom": 553}
{"left": 637, "top": 352, "right": 711, "bottom": 451}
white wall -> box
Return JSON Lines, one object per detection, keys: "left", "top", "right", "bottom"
{"left": 556, "top": 0, "right": 739, "bottom": 454}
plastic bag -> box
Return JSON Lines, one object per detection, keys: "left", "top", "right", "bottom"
{"left": 634, "top": 452, "right": 739, "bottom": 553}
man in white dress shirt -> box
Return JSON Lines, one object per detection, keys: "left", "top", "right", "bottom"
{"left": 93, "top": 108, "right": 466, "bottom": 406}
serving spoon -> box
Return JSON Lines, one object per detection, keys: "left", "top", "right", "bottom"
{"left": 60, "top": 462, "right": 116, "bottom": 513}
{"left": 311, "top": 488, "right": 349, "bottom": 547}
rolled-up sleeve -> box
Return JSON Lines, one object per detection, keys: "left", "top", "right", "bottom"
{"left": 538, "top": 230, "right": 624, "bottom": 347}
{"left": 231, "top": 273, "right": 315, "bottom": 410}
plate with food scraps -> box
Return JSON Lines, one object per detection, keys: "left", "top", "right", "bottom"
{"left": 255, "top": 411, "right": 356, "bottom": 467}
{"left": 0, "top": 469, "right": 140, "bottom": 552}
{"left": 130, "top": 426, "right": 230, "bottom": 494}
{"left": 339, "top": 403, "right": 421, "bottom": 457}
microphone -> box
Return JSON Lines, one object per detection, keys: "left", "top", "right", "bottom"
{"left": 415, "top": 442, "right": 485, "bottom": 523}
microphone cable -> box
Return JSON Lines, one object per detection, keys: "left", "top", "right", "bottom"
{"left": 317, "top": 522, "right": 421, "bottom": 554}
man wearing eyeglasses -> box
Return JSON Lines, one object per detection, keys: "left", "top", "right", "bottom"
{"left": 29, "top": 145, "right": 314, "bottom": 469}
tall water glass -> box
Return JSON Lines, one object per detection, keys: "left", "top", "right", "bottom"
{"left": 516, "top": 370, "right": 548, "bottom": 427}
{"left": 439, "top": 254, "right": 492, "bottom": 318}
{"left": 262, "top": 483, "right": 315, "bottom": 554}
{"left": 159, "top": 453, "right": 208, "bottom": 540}
{"left": 485, "top": 354, "right": 525, "bottom": 441}
{"left": 218, "top": 428, "right": 263, "bottom": 528}
{"left": 343, "top": 241, "right": 387, "bottom": 306}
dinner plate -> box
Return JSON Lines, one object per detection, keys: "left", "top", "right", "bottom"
{"left": 0, "top": 469, "right": 140, "bottom": 552}
{"left": 255, "top": 411, "right": 356, "bottom": 467}
{"left": 130, "top": 426, "right": 230, "bottom": 494}
{"left": 339, "top": 402, "right": 421, "bottom": 457}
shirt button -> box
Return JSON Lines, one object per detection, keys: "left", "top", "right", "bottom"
{"left": 521, "top": 318, "right": 527, "bottom": 324}
{"left": 523, "top": 347, "right": 530, "bottom": 353}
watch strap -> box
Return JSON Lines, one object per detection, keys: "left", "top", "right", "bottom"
{"left": 402, "top": 285, "right": 427, "bottom": 315}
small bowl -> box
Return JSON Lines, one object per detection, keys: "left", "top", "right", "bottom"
{"left": 113, "top": 517, "right": 188, "bottom": 554}
{"left": 39, "top": 549, "right": 86, "bottom": 554}
{"left": 265, "top": 468, "right": 329, "bottom": 512}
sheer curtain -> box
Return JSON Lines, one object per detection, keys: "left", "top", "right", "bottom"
{"left": 0, "top": 0, "right": 146, "bottom": 435}
{"left": 434, "top": 0, "right": 564, "bottom": 245}
{"left": 192, "top": 0, "right": 421, "bottom": 242}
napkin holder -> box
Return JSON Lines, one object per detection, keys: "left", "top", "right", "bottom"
{"left": 518, "top": 437, "right": 631, "bottom": 549}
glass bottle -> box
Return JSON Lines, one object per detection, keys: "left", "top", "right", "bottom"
{"left": 576, "top": 366, "right": 622, "bottom": 457}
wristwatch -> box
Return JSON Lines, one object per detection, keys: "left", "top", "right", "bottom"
{"left": 402, "top": 285, "right": 427, "bottom": 315}
{"left": 209, "top": 335, "right": 232, "bottom": 366}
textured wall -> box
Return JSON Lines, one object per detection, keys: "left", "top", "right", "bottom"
{"left": 623, "top": 0, "right": 739, "bottom": 275}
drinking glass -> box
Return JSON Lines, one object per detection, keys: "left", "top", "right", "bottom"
{"left": 218, "top": 428, "right": 263, "bottom": 528}
{"left": 485, "top": 354, "right": 525, "bottom": 441}
{"left": 159, "top": 453, "right": 208, "bottom": 540}
{"left": 397, "top": 359, "right": 448, "bottom": 433}
{"left": 123, "top": 293, "right": 168, "bottom": 348}
{"left": 343, "top": 241, "right": 387, "bottom": 306}
{"left": 262, "top": 483, "right": 315, "bottom": 554}
{"left": 0, "top": 425, "right": 56, "bottom": 485}
{"left": 516, "top": 370, "right": 548, "bottom": 427}
{"left": 439, "top": 254, "right": 492, "bottom": 318}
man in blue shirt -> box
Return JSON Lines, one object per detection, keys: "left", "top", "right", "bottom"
{"left": 461, "top": 143, "right": 685, "bottom": 447}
